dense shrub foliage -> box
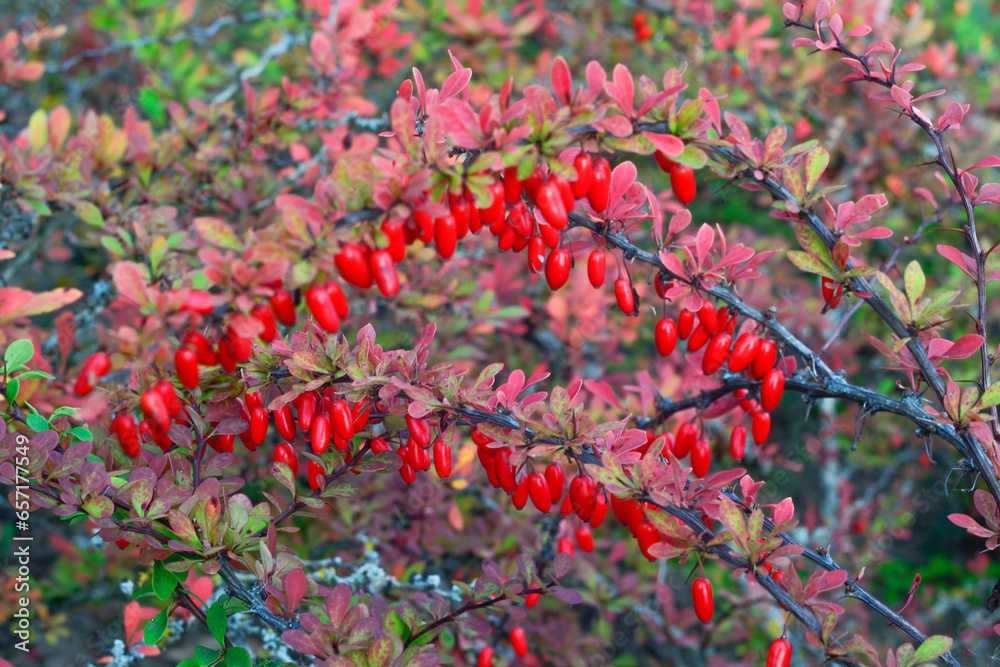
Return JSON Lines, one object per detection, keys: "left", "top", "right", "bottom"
{"left": 2, "top": 1, "right": 1000, "bottom": 666}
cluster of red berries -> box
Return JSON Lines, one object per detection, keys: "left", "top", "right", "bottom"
{"left": 395, "top": 413, "right": 453, "bottom": 483}
{"left": 632, "top": 12, "right": 654, "bottom": 42}
{"left": 653, "top": 149, "right": 697, "bottom": 204}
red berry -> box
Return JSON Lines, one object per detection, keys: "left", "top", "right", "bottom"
{"left": 332, "top": 400, "right": 354, "bottom": 440}
{"left": 557, "top": 537, "right": 574, "bottom": 558}
{"left": 274, "top": 404, "right": 296, "bottom": 441}
{"left": 305, "top": 285, "right": 340, "bottom": 333}
{"left": 369, "top": 436, "right": 391, "bottom": 453}
{"left": 653, "top": 150, "right": 676, "bottom": 173}
{"left": 449, "top": 190, "right": 471, "bottom": 239}
{"left": 298, "top": 392, "right": 317, "bottom": 432}
{"left": 478, "top": 646, "right": 494, "bottom": 667}
{"left": 381, "top": 218, "right": 408, "bottom": 262}
{"left": 140, "top": 390, "right": 170, "bottom": 432}
{"left": 478, "top": 181, "right": 506, "bottom": 228}
{"left": 113, "top": 413, "right": 141, "bottom": 457}
{"left": 674, "top": 421, "right": 698, "bottom": 458}
{"left": 538, "top": 221, "right": 560, "bottom": 248}
{"left": 74, "top": 352, "right": 111, "bottom": 396}
{"left": 752, "top": 411, "right": 771, "bottom": 444}
{"left": 269, "top": 288, "right": 297, "bottom": 327}
{"left": 311, "top": 414, "right": 331, "bottom": 454}
{"left": 632, "top": 12, "right": 646, "bottom": 28}
{"left": 677, "top": 309, "right": 695, "bottom": 339}
{"left": 570, "top": 474, "right": 597, "bottom": 522}
{"left": 512, "top": 478, "right": 529, "bottom": 509}
{"left": 697, "top": 300, "right": 719, "bottom": 335}
{"left": 370, "top": 249, "right": 400, "bottom": 297}
{"left": 636, "top": 23, "right": 654, "bottom": 41}
{"left": 692, "top": 576, "right": 714, "bottom": 622}
{"left": 635, "top": 521, "right": 659, "bottom": 560}
{"left": 545, "top": 248, "right": 572, "bottom": 290}
{"left": 760, "top": 368, "right": 785, "bottom": 412}
{"left": 766, "top": 638, "right": 792, "bottom": 667}
{"left": 528, "top": 236, "right": 546, "bottom": 273}
{"left": 325, "top": 281, "right": 350, "bottom": 318}
{"left": 249, "top": 406, "right": 269, "bottom": 447}
{"left": 433, "top": 439, "right": 452, "bottom": 479}
{"left": 730, "top": 426, "right": 746, "bottom": 461}
{"left": 526, "top": 592, "right": 540, "bottom": 608}
{"left": 183, "top": 330, "right": 217, "bottom": 366}
{"left": 535, "top": 182, "right": 568, "bottom": 229}
{"left": 822, "top": 277, "right": 843, "bottom": 308}
{"left": 550, "top": 174, "right": 575, "bottom": 212}
{"left": 702, "top": 333, "right": 732, "bottom": 375}
{"left": 245, "top": 391, "right": 263, "bottom": 412}
{"left": 750, "top": 340, "right": 778, "bottom": 380}
{"left": 576, "top": 526, "right": 595, "bottom": 553}
{"left": 590, "top": 492, "right": 609, "bottom": 528}
{"left": 691, "top": 438, "right": 711, "bottom": 477}
{"left": 527, "top": 473, "right": 552, "bottom": 512}
{"left": 405, "top": 414, "right": 430, "bottom": 447}
{"left": 250, "top": 303, "right": 278, "bottom": 342}
{"left": 588, "top": 250, "right": 606, "bottom": 288}
{"left": 434, "top": 214, "right": 458, "bottom": 259}
{"left": 571, "top": 153, "right": 594, "bottom": 199}
{"left": 334, "top": 244, "right": 374, "bottom": 288}
{"left": 655, "top": 319, "right": 678, "bottom": 356}
{"left": 274, "top": 443, "right": 298, "bottom": 477}
{"left": 614, "top": 278, "right": 636, "bottom": 315}
{"left": 175, "top": 347, "right": 200, "bottom": 390}
{"left": 510, "top": 627, "right": 528, "bottom": 657}
{"left": 494, "top": 447, "right": 517, "bottom": 493}
{"left": 307, "top": 459, "right": 324, "bottom": 490}
{"left": 587, "top": 158, "right": 611, "bottom": 213}
{"left": 503, "top": 166, "right": 523, "bottom": 205}
{"left": 544, "top": 463, "right": 564, "bottom": 503}
{"left": 687, "top": 325, "right": 710, "bottom": 352}
{"left": 670, "top": 165, "right": 697, "bottom": 204}
{"left": 728, "top": 332, "right": 760, "bottom": 373}
{"left": 352, "top": 401, "right": 371, "bottom": 431}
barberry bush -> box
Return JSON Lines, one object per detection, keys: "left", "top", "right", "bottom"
{"left": 2, "top": 0, "right": 1000, "bottom": 665}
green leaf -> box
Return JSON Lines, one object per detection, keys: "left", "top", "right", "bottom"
{"left": 979, "top": 383, "right": 1000, "bottom": 410}
{"left": 911, "top": 635, "right": 953, "bottom": 664}
{"left": 176, "top": 660, "right": 200, "bottom": 667}
{"left": 26, "top": 413, "right": 49, "bottom": 433}
{"left": 903, "top": 260, "right": 925, "bottom": 312}
{"left": 224, "top": 647, "right": 252, "bottom": 667}
{"left": 787, "top": 250, "right": 834, "bottom": 278}
{"left": 144, "top": 609, "right": 169, "bottom": 645}
{"left": 195, "top": 645, "right": 222, "bottom": 667}
{"left": 794, "top": 224, "right": 829, "bottom": 258}
{"left": 68, "top": 426, "right": 93, "bottom": 442}
{"left": 101, "top": 236, "right": 127, "bottom": 256}
{"left": 207, "top": 601, "right": 228, "bottom": 648}
{"left": 14, "top": 369, "right": 56, "bottom": 380}
{"left": 194, "top": 218, "right": 243, "bottom": 251}
{"left": 152, "top": 561, "right": 179, "bottom": 600}
{"left": 804, "top": 146, "right": 829, "bottom": 193}
{"left": 4, "top": 340, "right": 34, "bottom": 371}
{"left": 6, "top": 377, "right": 19, "bottom": 402}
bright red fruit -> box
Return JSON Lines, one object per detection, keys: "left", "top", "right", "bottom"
{"left": 569, "top": 474, "right": 597, "bottom": 521}
{"left": 670, "top": 165, "right": 697, "bottom": 204}
{"left": 674, "top": 421, "right": 698, "bottom": 458}
{"left": 381, "top": 218, "right": 407, "bottom": 262}
{"left": 614, "top": 278, "right": 635, "bottom": 314}
{"left": 636, "top": 23, "right": 653, "bottom": 41}
{"left": 250, "top": 406, "right": 269, "bottom": 447}
{"left": 528, "top": 236, "right": 545, "bottom": 272}
{"left": 245, "top": 391, "right": 263, "bottom": 412}
{"left": 545, "top": 248, "right": 572, "bottom": 290}
{"left": 576, "top": 526, "right": 595, "bottom": 553}
{"left": 692, "top": 576, "right": 714, "bottom": 622}
{"left": 728, "top": 332, "right": 760, "bottom": 373}
{"left": 274, "top": 404, "right": 296, "bottom": 441}
{"left": 677, "top": 309, "right": 695, "bottom": 339}
{"left": 587, "top": 158, "right": 611, "bottom": 213}
{"left": 588, "top": 249, "right": 606, "bottom": 287}
{"left": 405, "top": 414, "right": 431, "bottom": 447}
{"left": 751, "top": 339, "right": 778, "bottom": 379}
{"left": 544, "top": 463, "right": 564, "bottom": 503}
{"left": 175, "top": 347, "right": 200, "bottom": 389}
{"left": 526, "top": 592, "right": 540, "bottom": 607}
{"left": 334, "top": 244, "right": 374, "bottom": 288}
{"left": 571, "top": 152, "right": 593, "bottom": 198}
{"left": 311, "top": 414, "right": 331, "bottom": 454}
{"left": 822, "top": 277, "right": 843, "bottom": 307}
{"left": 691, "top": 438, "right": 711, "bottom": 477}
{"left": 538, "top": 221, "right": 560, "bottom": 248}
{"left": 269, "top": 288, "right": 297, "bottom": 327}
{"left": 510, "top": 627, "right": 528, "bottom": 657}
{"left": 512, "top": 478, "right": 529, "bottom": 509}
{"left": 140, "top": 390, "right": 170, "bottom": 432}
{"left": 369, "top": 437, "right": 391, "bottom": 453}
{"left": 523, "top": 167, "right": 544, "bottom": 203}
{"left": 655, "top": 318, "right": 678, "bottom": 356}
{"left": 183, "top": 330, "right": 217, "bottom": 366}
{"left": 535, "top": 182, "right": 568, "bottom": 229}
{"left": 730, "top": 426, "right": 746, "bottom": 460}
{"left": 250, "top": 303, "right": 278, "bottom": 342}
{"left": 478, "top": 181, "right": 506, "bottom": 227}
{"left": 760, "top": 368, "right": 785, "bottom": 411}
{"left": 304, "top": 285, "right": 340, "bottom": 333}
{"left": 332, "top": 400, "right": 354, "bottom": 440}
{"left": 766, "top": 638, "right": 792, "bottom": 667}
{"left": 478, "top": 646, "right": 493, "bottom": 667}
{"left": 274, "top": 443, "right": 298, "bottom": 477}
{"left": 307, "top": 459, "right": 324, "bottom": 490}
{"left": 653, "top": 150, "right": 676, "bottom": 173}
{"left": 527, "top": 473, "right": 552, "bottom": 512}
{"left": 434, "top": 214, "right": 458, "bottom": 259}
{"left": 635, "top": 522, "right": 659, "bottom": 560}
{"left": 74, "top": 351, "right": 111, "bottom": 396}
{"left": 370, "top": 249, "right": 400, "bottom": 297}
{"left": 558, "top": 537, "right": 574, "bottom": 558}
{"left": 494, "top": 447, "right": 517, "bottom": 493}
{"left": 449, "top": 190, "right": 470, "bottom": 238}
{"left": 591, "top": 492, "right": 609, "bottom": 528}
{"left": 298, "top": 392, "right": 317, "bottom": 432}
{"left": 433, "top": 439, "right": 452, "bottom": 479}
{"left": 702, "top": 333, "right": 732, "bottom": 375}
{"left": 503, "top": 166, "right": 523, "bottom": 204}
{"left": 113, "top": 413, "right": 141, "bottom": 457}
{"left": 752, "top": 411, "right": 771, "bottom": 444}
{"left": 550, "top": 174, "right": 575, "bottom": 212}
{"left": 697, "top": 300, "right": 718, "bottom": 334}
{"left": 687, "top": 325, "right": 710, "bottom": 352}
{"left": 325, "top": 281, "right": 350, "bottom": 318}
